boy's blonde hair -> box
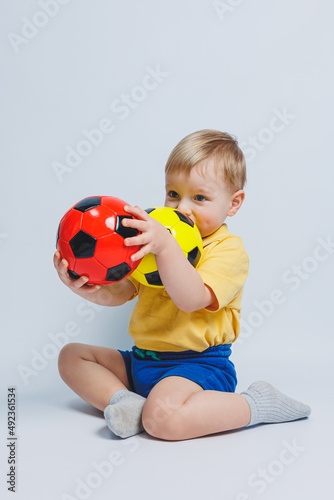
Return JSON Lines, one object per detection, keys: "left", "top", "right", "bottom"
{"left": 165, "top": 129, "right": 246, "bottom": 193}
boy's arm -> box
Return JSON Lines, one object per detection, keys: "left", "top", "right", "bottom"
{"left": 53, "top": 251, "right": 136, "bottom": 307}
{"left": 122, "top": 206, "right": 216, "bottom": 312}
{"left": 155, "top": 238, "right": 216, "bottom": 312}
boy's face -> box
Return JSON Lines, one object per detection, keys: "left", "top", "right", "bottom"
{"left": 164, "top": 158, "right": 244, "bottom": 238}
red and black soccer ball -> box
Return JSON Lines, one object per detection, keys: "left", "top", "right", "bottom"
{"left": 56, "top": 196, "right": 142, "bottom": 285}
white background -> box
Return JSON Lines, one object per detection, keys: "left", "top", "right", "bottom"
{"left": 1, "top": 1, "right": 333, "bottom": 499}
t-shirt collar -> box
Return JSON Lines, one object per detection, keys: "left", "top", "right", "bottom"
{"left": 202, "top": 223, "right": 229, "bottom": 248}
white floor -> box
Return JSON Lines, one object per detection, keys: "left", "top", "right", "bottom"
{"left": 1, "top": 369, "right": 332, "bottom": 500}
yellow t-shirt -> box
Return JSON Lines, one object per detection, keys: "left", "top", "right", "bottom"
{"left": 127, "top": 223, "right": 249, "bottom": 352}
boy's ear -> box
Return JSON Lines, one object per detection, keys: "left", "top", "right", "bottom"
{"left": 227, "top": 190, "right": 245, "bottom": 217}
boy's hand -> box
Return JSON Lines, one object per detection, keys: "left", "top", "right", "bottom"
{"left": 123, "top": 205, "right": 214, "bottom": 312}
{"left": 53, "top": 251, "right": 137, "bottom": 306}
{"left": 122, "top": 205, "right": 173, "bottom": 262}
{"left": 53, "top": 251, "right": 101, "bottom": 295}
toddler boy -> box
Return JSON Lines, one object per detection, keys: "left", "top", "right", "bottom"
{"left": 54, "top": 130, "right": 311, "bottom": 440}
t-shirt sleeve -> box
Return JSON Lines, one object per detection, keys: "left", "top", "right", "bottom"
{"left": 197, "top": 236, "right": 249, "bottom": 311}
{"left": 125, "top": 275, "right": 140, "bottom": 300}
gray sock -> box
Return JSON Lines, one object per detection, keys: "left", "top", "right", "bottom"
{"left": 241, "top": 381, "right": 311, "bottom": 427}
{"left": 104, "top": 390, "right": 146, "bottom": 438}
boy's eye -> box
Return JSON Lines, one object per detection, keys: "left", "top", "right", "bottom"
{"left": 194, "top": 194, "right": 206, "bottom": 201}
{"left": 168, "top": 190, "right": 179, "bottom": 198}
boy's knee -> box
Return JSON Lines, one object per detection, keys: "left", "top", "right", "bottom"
{"left": 142, "top": 404, "right": 185, "bottom": 441}
{"left": 58, "top": 342, "right": 82, "bottom": 377}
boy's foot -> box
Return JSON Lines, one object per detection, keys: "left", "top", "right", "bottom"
{"left": 241, "top": 381, "right": 311, "bottom": 427}
{"left": 104, "top": 390, "right": 145, "bottom": 438}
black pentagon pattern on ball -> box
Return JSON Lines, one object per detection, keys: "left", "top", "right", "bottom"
{"left": 116, "top": 216, "right": 140, "bottom": 239}
{"left": 74, "top": 197, "right": 102, "bottom": 212}
{"left": 68, "top": 269, "right": 81, "bottom": 280}
{"left": 145, "top": 208, "right": 155, "bottom": 214}
{"left": 187, "top": 247, "right": 201, "bottom": 268}
{"left": 56, "top": 222, "right": 60, "bottom": 246}
{"left": 145, "top": 271, "right": 163, "bottom": 287}
{"left": 175, "top": 210, "right": 194, "bottom": 227}
{"left": 106, "top": 263, "right": 132, "bottom": 282}
{"left": 70, "top": 230, "right": 97, "bottom": 258}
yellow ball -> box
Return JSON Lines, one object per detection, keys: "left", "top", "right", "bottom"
{"left": 131, "top": 207, "right": 203, "bottom": 287}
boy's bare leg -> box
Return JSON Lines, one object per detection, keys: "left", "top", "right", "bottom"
{"left": 142, "top": 376, "right": 250, "bottom": 441}
{"left": 142, "top": 376, "right": 311, "bottom": 441}
{"left": 58, "top": 347, "right": 311, "bottom": 440}
{"left": 58, "top": 343, "right": 131, "bottom": 411}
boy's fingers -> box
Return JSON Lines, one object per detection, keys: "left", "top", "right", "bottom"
{"left": 124, "top": 237, "right": 138, "bottom": 247}
{"left": 53, "top": 251, "right": 61, "bottom": 267}
{"left": 122, "top": 218, "right": 146, "bottom": 232}
{"left": 71, "top": 277, "right": 101, "bottom": 293}
{"left": 84, "top": 284, "right": 101, "bottom": 293}
{"left": 72, "top": 276, "right": 89, "bottom": 289}
{"left": 130, "top": 245, "right": 152, "bottom": 262}
{"left": 124, "top": 205, "right": 149, "bottom": 220}
{"left": 57, "top": 257, "right": 76, "bottom": 282}
{"left": 54, "top": 251, "right": 101, "bottom": 293}
{"left": 123, "top": 204, "right": 135, "bottom": 213}
{"left": 59, "top": 259, "right": 69, "bottom": 275}
{"left": 125, "top": 229, "right": 152, "bottom": 246}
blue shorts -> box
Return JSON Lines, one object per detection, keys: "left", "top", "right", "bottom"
{"left": 118, "top": 345, "right": 237, "bottom": 398}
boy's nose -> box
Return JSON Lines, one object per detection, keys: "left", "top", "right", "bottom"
{"left": 177, "top": 201, "right": 192, "bottom": 216}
